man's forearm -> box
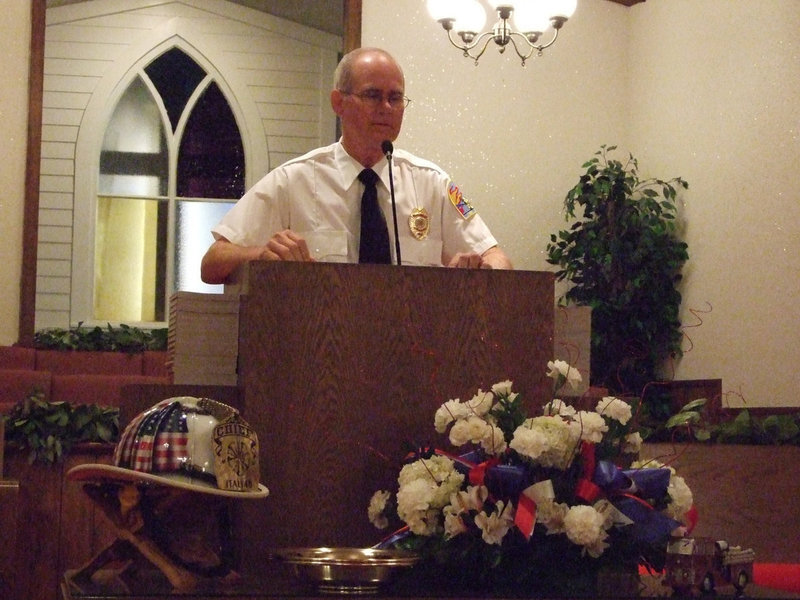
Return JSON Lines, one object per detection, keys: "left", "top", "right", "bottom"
{"left": 200, "top": 240, "right": 261, "bottom": 284}
{"left": 481, "top": 246, "right": 513, "bottom": 270}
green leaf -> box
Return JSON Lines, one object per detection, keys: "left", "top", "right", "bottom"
{"left": 680, "top": 398, "right": 708, "bottom": 413}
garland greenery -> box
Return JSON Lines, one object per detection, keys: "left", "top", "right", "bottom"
{"left": 34, "top": 322, "right": 168, "bottom": 353}
{"left": 663, "top": 398, "right": 800, "bottom": 445}
{"left": 3, "top": 392, "right": 119, "bottom": 465}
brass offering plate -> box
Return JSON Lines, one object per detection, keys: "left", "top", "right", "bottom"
{"left": 272, "top": 547, "right": 418, "bottom": 595}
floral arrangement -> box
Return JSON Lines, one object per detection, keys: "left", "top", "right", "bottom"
{"left": 368, "top": 361, "right": 696, "bottom": 595}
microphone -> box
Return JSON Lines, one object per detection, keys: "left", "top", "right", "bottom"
{"left": 382, "top": 140, "right": 402, "bottom": 266}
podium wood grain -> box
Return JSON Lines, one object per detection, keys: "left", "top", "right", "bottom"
{"left": 235, "top": 262, "right": 554, "bottom": 570}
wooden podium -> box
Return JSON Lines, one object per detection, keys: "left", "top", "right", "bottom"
{"left": 234, "top": 262, "right": 554, "bottom": 569}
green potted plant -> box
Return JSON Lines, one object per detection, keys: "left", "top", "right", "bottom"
{"left": 546, "top": 145, "right": 689, "bottom": 396}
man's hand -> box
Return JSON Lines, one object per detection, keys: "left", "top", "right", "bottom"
{"left": 258, "top": 230, "right": 313, "bottom": 262}
{"left": 447, "top": 252, "right": 488, "bottom": 269}
{"left": 200, "top": 230, "right": 314, "bottom": 284}
{"left": 446, "top": 246, "right": 513, "bottom": 270}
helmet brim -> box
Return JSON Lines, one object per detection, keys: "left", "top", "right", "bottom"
{"left": 67, "top": 463, "right": 269, "bottom": 499}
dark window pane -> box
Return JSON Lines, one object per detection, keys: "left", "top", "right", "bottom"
{"left": 177, "top": 82, "right": 245, "bottom": 199}
{"left": 145, "top": 47, "right": 206, "bottom": 132}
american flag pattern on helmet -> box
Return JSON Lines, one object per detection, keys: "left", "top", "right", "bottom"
{"left": 114, "top": 399, "right": 190, "bottom": 474}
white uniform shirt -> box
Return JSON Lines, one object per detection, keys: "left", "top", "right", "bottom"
{"left": 212, "top": 141, "right": 498, "bottom": 266}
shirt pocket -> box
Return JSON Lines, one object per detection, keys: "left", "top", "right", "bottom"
{"left": 301, "top": 230, "right": 350, "bottom": 263}
{"left": 399, "top": 237, "right": 442, "bottom": 266}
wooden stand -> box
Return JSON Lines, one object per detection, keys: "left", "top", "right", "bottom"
{"left": 234, "top": 262, "right": 555, "bottom": 570}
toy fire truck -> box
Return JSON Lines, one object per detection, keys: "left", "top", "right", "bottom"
{"left": 664, "top": 536, "right": 755, "bottom": 595}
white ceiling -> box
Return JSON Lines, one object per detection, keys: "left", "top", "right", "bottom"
{"left": 46, "top": 0, "right": 344, "bottom": 36}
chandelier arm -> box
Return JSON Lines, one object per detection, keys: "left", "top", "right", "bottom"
{"left": 446, "top": 29, "right": 495, "bottom": 64}
{"left": 507, "top": 33, "right": 537, "bottom": 66}
{"left": 535, "top": 27, "right": 561, "bottom": 52}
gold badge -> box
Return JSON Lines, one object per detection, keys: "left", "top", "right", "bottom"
{"left": 207, "top": 400, "right": 261, "bottom": 494}
{"left": 409, "top": 208, "right": 430, "bottom": 240}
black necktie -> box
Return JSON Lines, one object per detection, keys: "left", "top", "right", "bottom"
{"left": 358, "top": 168, "right": 390, "bottom": 264}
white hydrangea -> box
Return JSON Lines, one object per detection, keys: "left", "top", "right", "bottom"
{"left": 396, "top": 456, "right": 465, "bottom": 536}
{"left": 510, "top": 416, "right": 577, "bottom": 470}
{"left": 595, "top": 396, "right": 633, "bottom": 425}
{"left": 563, "top": 504, "right": 610, "bottom": 557}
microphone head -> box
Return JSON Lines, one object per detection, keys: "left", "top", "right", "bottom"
{"left": 381, "top": 140, "right": 394, "bottom": 158}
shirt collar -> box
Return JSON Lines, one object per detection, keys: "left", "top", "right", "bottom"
{"left": 335, "top": 140, "right": 389, "bottom": 191}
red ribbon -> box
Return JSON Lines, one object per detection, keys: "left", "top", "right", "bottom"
{"left": 575, "top": 441, "right": 601, "bottom": 503}
{"left": 469, "top": 457, "right": 500, "bottom": 487}
{"left": 514, "top": 492, "right": 537, "bottom": 540}
{"left": 685, "top": 504, "right": 699, "bottom": 533}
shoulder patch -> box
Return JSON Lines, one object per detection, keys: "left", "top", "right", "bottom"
{"left": 447, "top": 181, "right": 477, "bottom": 220}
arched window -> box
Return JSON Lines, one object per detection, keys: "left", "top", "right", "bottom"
{"left": 94, "top": 48, "right": 244, "bottom": 323}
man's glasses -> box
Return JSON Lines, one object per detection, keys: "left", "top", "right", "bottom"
{"left": 341, "top": 89, "right": 411, "bottom": 110}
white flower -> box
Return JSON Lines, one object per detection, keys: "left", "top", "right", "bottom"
{"left": 630, "top": 458, "right": 694, "bottom": 525}
{"left": 466, "top": 389, "right": 494, "bottom": 416}
{"left": 434, "top": 398, "right": 469, "bottom": 433}
{"left": 474, "top": 500, "right": 514, "bottom": 545}
{"left": 368, "top": 490, "right": 390, "bottom": 529}
{"left": 563, "top": 505, "right": 610, "bottom": 557}
{"left": 543, "top": 398, "right": 577, "bottom": 417}
{"left": 491, "top": 380, "right": 514, "bottom": 396}
{"left": 448, "top": 485, "right": 488, "bottom": 515}
{"left": 442, "top": 507, "right": 468, "bottom": 539}
{"left": 449, "top": 415, "right": 491, "bottom": 447}
{"left": 622, "top": 431, "right": 643, "bottom": 454}
{"left": 479, "top": 423, "right": 508, "bottom": 455}
{"left": 442, "top": 485, "right": 488, "bottom": 540}
{"left": 665, "top": 474, "right": 694, "bottom": 524}
{"left": 546, "top": 360, "right": 583, "bottom": 390}
{"left": 396, "top": 455, "right": 464, "bottom": 535}
{"left": 595, "top": 396, "right": 633, "bottom": 425}
{"left": 536, "top": 499, "right": 569, "bottom": 535}
{"left": 510, "top": 416, "right": 577, "bottom": 470}
{"left": 569, "top": 410, "right": 608, "bottom": 443}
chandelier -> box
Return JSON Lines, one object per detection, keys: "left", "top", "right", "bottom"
{"left": 426, "top": 0, "right": 578, "bottom": 66}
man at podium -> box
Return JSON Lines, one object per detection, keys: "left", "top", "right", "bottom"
{"left": 200, "top": 47, "right": 512, "bottom": 285}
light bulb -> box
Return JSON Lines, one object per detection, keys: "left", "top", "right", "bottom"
{"left": 544, "top": 0, "right": 577, "bottom": 20}
{"left": 513, "top": 0, "right": 552, "bottom": 34}
{"left": 453, "top": 0, "right": 487, "bottom": 34}
{"left": 426, "top": 0, "right": 459, "bottom": 22}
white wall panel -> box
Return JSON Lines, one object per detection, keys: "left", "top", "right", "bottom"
{"left": 37, "top": 0, "right": 341, "bottom": 330}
